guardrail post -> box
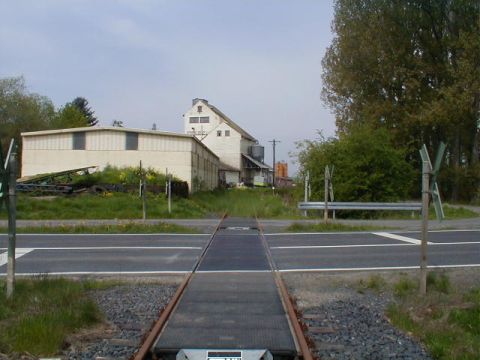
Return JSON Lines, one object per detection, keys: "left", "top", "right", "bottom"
{"left": 6, "top": 143, "right": 17, "bottom": 298}
{"left": 419, "top": 159, "right": 431, "bottom": 295}
{"left": 303, "top": 170, "right": 309, "bottom": 217}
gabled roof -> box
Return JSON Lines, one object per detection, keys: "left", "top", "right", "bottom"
{"left": 203, "top": 102, "right": 257, "bottom": 142}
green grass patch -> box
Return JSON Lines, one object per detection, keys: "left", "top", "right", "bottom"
{"left": 0, "top": 192, "right": 206, "bottom": 220}
{"left": 357, "top": 274, "right": 386, "bottom": 294}
{"left": 285, "top": 222, "right": 384, "bottom": 232}
{"left": 0, "top": 277, "right": 103, "bottom": 356}
{"left": 386, "top": 273, "right": 480, "bottom": 359}
{"left": 0, "top": 222, "right": 198, "bottom": 234}
{"left": 190, "top": 188, "right": 300, "bottom": 218}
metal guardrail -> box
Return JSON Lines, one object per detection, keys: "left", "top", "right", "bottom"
{"left": 298, "top": 201, "right": 422, "bottom": 211}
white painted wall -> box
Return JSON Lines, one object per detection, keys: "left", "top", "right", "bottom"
{"left": 21, "top": 128, "right": 218, "bottom": 192}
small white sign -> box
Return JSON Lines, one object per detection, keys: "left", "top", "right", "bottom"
{"left": 207, "top": 351, "right": 242, "bottom": 360}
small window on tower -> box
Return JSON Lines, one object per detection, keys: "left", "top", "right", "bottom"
{"left": 225, "top": 130, "right": 230, "bottom": 137}
{"left": 197, "top": 105, "right": 202, "bottom": 113}
{"left": 217, "top": 130, "right": 222, "bottom": 137}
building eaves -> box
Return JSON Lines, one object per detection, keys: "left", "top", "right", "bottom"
{"left": 242, "top": 153, "right": 271, "bottom": 170}
{"left": 207, "top": 104, "right": 257, "bottom": 142}
{"left": 21, "top": 126, "right": 219, "bottom": 160}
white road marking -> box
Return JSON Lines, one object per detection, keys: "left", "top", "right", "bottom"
{"left": 0, "top": 233, "right": 208, "bottom": 236}
{"left": 0, "top": 246, "right": 202, "bottom": 251}
{"left": 271, "top": 242, "right": 480, "bottom": 249}
{"left": 372, "top": 232, "right": 431, "bottom": 244}
{"left": 196, "top": 270, "right": 271, "bottom": 273}
{"left": 278, "top": 264, "right": 480, "bottom": 272}
{"left": 265, "top": 229, "right": 480, "bottom": 236}
{"left": 0, "top": 248, "right": 34, "bottom": 267}
{"left": 0, "top": 270, "right": 190, "bottom": 276}
{"left": 272, "top": 244, "right": 414, "bottom": 249}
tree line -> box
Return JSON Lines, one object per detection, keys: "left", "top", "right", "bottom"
{"left": 0, "top": 76, "right": 97, "bottom": 157}
{"left": 298, "top": 0, "right": 479, "bottom": 203}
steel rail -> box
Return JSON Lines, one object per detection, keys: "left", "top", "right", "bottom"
{"left": 132, "top": 213, "right": 227, "bottom": 360}
{"left": 257, "top": 217, "right": 315, "bottom": 360}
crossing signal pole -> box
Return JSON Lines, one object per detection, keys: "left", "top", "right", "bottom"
{"left": 269, "top": 139, "right": 280, "bottom": 189}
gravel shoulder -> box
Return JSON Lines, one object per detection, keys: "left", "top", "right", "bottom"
{"left": 283, "top": 268, "right": 480, "bottom": 360}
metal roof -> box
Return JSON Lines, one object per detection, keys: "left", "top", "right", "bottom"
{"left": 242, "top": 153, "right": 271, "bottom": 169}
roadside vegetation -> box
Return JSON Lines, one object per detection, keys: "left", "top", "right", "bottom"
{"left": 285, "top": 222, "right": 384, "bottom": 232}
{"left": 358, "top": 272, "right": 480, "bottom": 359}
{"left": 0, "top": 277, "right": 103, "bottom": 357}
{"left": 0, "top": 222, "right": 198, "bottom": 234}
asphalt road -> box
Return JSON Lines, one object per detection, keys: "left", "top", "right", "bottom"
{"left": 0, "top": 230, "right": 478, "bottom": 275}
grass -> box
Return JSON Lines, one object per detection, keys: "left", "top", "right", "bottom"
{"left": 0, "top": 189, "right": 477, "bottom": 221}
{"left": 0, "top": 277, "right": 104, "bottom": 356}
{"left": 357, "top": 274, "right": 387, "bottom": 294}
{"left": 285, "top": 222, "right": 385, "bottom": 232}
{"left": 0, "top": 222, "right": 199, "bottom": 234}
{"left": 386, "top": 273, "right": 480, "bottom": 359}
{"left": 191, "top": 188, "right": 300, "bottom": 218}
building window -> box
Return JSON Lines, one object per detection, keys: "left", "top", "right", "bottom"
{"left": 200, "top": 116, "right": 209, "bottom": 123}
{"left": 217, "top": 130, "right": 222, "bottom": 137}
{"left": 72, "top": 132, "right": 86, "bottom": 150}
{"left": 197, "top": 105, "right": 202, "bottom": 113}
{"left": 225, "top": 130, "right": 230, "bottom": 137}
{"left": 189, "top": 117, "right": 199, "bottom": 123}
{"left": 126, "top": 132, "right": 138, "bottom": 150}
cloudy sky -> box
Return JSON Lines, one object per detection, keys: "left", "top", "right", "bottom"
{"left": 0, "top": 0, "right": 336, "bottom": 175}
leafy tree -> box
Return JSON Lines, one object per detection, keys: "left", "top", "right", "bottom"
{"left": 72, "top": 97, "right": 98, "bottom": 126}
{"left": 50, "top": 103, "right": 89, "bottom": 129}
{"left": 0, "top": 76, "right": 54, "bottom": 156}
{"left": 296, "top": 126, "right": 414, "bottom": 202}
{"left": 322, "top": 0, "right": 480, "bottom": 201}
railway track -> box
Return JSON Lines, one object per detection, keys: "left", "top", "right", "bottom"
{"left": 130, "top": 215, "right": 315, "bottom": 360}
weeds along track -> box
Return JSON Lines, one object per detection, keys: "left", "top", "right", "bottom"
{"left": 130, "top": 215, "right": 315, "bottom": 360}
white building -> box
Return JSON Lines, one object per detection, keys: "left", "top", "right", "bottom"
{"left": 21, "top": 127, "right": 219, "bottom": 192}
{"left": 183, "top": 98, "right": 271, "bottom": 185}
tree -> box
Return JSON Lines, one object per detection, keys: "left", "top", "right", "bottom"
{"left": 72, "top": 97, "right": 98, "bottom": 126}
{"left": 50, "top": 103, "right": 89, "bottom": 129}
{"left": 0, "top": 76, "right": 55, "bottom": 156}
{"left": 296, "top": 126, "right": 414, "bottom": 203}
{"left": 322, "top": 0, "right": 480, "bottom": 201}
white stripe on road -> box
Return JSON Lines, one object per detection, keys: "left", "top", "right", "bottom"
{"left": 0, "top": 248, "right": 34, "bottom": 267}
{"left": 0, "top": 246, "right": 202, "bottom": 251}
{"left": 278, "top": 264, "right": 480, "bottom": 272}
{"left": 372, "top": 232, "right": 430, "bottom": 244}
{"left": 0, "top": 233, "right": 208, "bottom": 236}
{"left": 0, "top": 270, "right": 190, "bottom": 276}
{"left": 271, "top": 242, "right": 480, "bottom": 249}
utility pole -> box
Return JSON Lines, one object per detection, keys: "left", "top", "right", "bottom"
{"left": 269, "top": 139, "right": 280, "bottom": 189}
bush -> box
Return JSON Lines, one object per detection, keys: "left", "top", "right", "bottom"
{"left": 296, "top": 126, "right": 415, "bottom": 203}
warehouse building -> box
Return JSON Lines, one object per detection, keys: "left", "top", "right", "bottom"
{"left": 21, "top": 127, "right": 219, "bottom": 192}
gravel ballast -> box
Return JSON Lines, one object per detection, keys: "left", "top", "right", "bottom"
{"left": 64, "top": 283, "right": 178, "bottom": 360}
{"left": 285, "top": 272, "right": 433, "bottom": 360}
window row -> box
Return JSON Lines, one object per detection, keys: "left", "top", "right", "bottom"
{"left": 189, "top": 116, "right": 209, "bottom": 124}
{"left": 72, "top": 132, "right": 139, "bottom": 150}
{"left": 217, "top": 130, "right": 230, "bottom": 137}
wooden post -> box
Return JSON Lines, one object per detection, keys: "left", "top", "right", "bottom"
{"left": 140, "top": 161, "right": 146, "bottom": 221}
{"left": 168, "top": 174, "right": 172, "bottom": 214}
{"left": 420, "top": 160, "right": 430, "bottom": 295}
{"left": 324, "top": 166, "right": 329, "bottom": 224}
{"left": 303, "top": 170, "right": 309, "bottom": 217}
{"left": 6, "top": 145, "right": 17, "bottom": 298}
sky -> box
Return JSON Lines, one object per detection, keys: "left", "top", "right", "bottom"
{"left": 0, "top": 0, "right": 336, "bottom": 176}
